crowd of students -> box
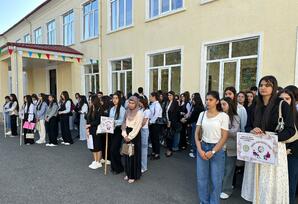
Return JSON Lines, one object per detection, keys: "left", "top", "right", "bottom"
{"left": 2, "top": 76, "right": 298, "bottom": 203}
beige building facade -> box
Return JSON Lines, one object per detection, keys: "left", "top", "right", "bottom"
{"left": 1, "top": 0, "right": 298, "bottom": 105}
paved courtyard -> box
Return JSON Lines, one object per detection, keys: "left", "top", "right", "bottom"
{"left": 0, "top": 124, "right": 263, "bottom": 204}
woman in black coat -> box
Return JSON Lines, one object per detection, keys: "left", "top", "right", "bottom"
{"left": 165, "top": 91, "right": 181, "bottom": 157}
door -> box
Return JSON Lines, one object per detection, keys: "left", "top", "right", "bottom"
{"left": 49, "top": 69, "right": 57, "bottom": 96}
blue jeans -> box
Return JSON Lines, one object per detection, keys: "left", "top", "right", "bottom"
{"left": 3, "top": 112, "right": 11, "bottom": 130}
{"left": 222, "top": 154, "right": 237, "bottom": 195}
{"left": 197, "top": 142, "right": 225, "bottom": 204}
{"left": 288, "top": 156, "right": 298, "bottom": 204}
{"left": 141, "top": 128, "right": 149, "bottom": 171}
{"left": 172, "top": 131, "right": 180, "bottom": 151}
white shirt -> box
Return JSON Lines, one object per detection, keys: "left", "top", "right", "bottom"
{"left": 237, "top": 104, "right": 247, "bottom": 132}
{"left": 80, "top": 103, "right": 88, "bottom": 114}
{"left": 197, "top": 111, "right": 229, "bottom": 144}
{"left": 149, "top": 101, "right": 162, "bottom": 124}
{"left": 142, "top": 109, "right": 151, "bottom": 129}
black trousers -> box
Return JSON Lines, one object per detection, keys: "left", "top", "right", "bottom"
{"left": 10, "top": 115, "right": 18, "bottom": 136}
{"left": 179, "top": 123, "right": 188, "bottom": 148}
{"left": 149, "top": 124, "right": 161, "bottom": 155}
{"left": 46, "top": 117, "right": 58, "bottom": 145}
{"left": 110, "top": 126, "right": 124, "bottom": 173}
{"left": 60, "top": 114, "right": 73, "bottom": 144}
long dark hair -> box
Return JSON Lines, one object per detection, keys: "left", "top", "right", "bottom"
{"left": 37, "top": 93, "right": 47, "bottom": 111}
{"left": 254, "top": 75, "right": 278, "bottom": 130}
{"left": 206, "top": 91, "right": 222, "bottom": 112}
{"left": 113, "top": 93, "right": 122, "bottom": 120}
{"left": 101, "top": 95, "right": 112, "bottom": 113}
{"left": 237, "top": 91, "right": 248, "bottom": 107}
{"left": 48, "top": 94, "right": 57, "bottom": 108}
{"left": 79, "top": 95, "right": 88, "bottom": 110}
{"left": 10, "top": 94, "right": 19, "bottom": 111}
{"left": 183, "top": 91, "right": 190, "bottom": 103}
{"left": 224, "top": 86, "right": 237, "bottom": 106}
{"left": 279, "top": 89, "right": 298, "bottom": 127}
{"left": 284, "top": 85, "right": 298, "bottom": 103}
{"left": 192, "top": 93, "right": 204, "bottom": 110}
{"left": 221, "top": 97, "right": 238, "bottom": 125}
{"left": 61, "top": 91, "right": 70, "bottom": 102}
{"left": 25, "top": 95, "right": 33, "bottom": 113}
{"left": 88, "top": 95, "right": 103, "bottom": 119}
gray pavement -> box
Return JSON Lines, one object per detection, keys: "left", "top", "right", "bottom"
{"left": 0, "top": 124, "right": 255, "bottom": 204}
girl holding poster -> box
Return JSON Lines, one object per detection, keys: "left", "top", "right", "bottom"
{"left": 242, "top": 75, "right": 295, "bottom": 204}
{"left": 195, "top": 91, "right": 229, "bottom": 204}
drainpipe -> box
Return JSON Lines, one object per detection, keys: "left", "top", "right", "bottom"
{"left": 99, "top": 0, "right": 103, "bottom": 92}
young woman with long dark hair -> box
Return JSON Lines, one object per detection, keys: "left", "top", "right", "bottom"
{"left": 3, "top": 96, "right": 11, "bottom": 135}
{"left": 241, "top": 76, "right": 295, "bottom": 203}
{"left": 23, "top": 95, "right": 35, "bottom": 145}
{"left": 86, "top": 95, "right": 104, "bottom": 169}
{"left": 279, "top": 88, "right": 298, "bottom": 204}
{"left": 195, "top": 91, "right": 229, "bottom": 204}
{"left": 109, "top": 93, "right": 125, "bottom": 174}
{"left": 36, "top": 93, "right": 48, "bottom": 144}
{"left": 8, "top": 94, "right": 19, "bottom": 137}
{"left": 78, "top": 95, "right": 88, "bottom": 141}
{"left": 179, "top": 91, "right": 192, "bottom": 150}
{"left": 45, "top": 95, "right": 59, "bottom": 146}
{"left": 58, "top": 91, "right": 73, "bottom": 145}
{"left": 220, "top": 97, "right": 240, "bottom": 200}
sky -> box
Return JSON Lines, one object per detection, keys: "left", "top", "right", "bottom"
{"left": 0, "top": 0, "right": 46, "bottom": 34}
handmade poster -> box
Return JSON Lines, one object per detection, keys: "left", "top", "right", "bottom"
{"left": 97, "top": 117, "right": 114, "bottom": 134}
{"left": 237, "top": 132, "right": 278, "bottom": 165}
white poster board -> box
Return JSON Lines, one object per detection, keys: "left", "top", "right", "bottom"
{"left": 96, "top": 116, "right": 114, "bottom": 134}
{"left": 237, "top": 132, "right": 278, "bottom": 165}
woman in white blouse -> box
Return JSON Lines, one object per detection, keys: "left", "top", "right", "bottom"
{"left": 78, "top": 95, "right": 88, "bottom": 141}
{"left": 23, "top": 95, "right": 36, "bottom": 145}
{"left": 58, "top": 91, "right": 73, "bottom": 145}
{"left": 7, "top": 94, "right": 19, "bottom": 137}
{"left": 121, "top": 96, "right": 144, "bottom": 184}
{"left": 195, "top": 91, "right": 229, "bottom": 204}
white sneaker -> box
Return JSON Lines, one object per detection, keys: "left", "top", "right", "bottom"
{"left": 61, "top": 142, "right": 65, "bottom": 145}
{"left": 220, "top": 192, "right": 230, "bottom": 199}
{"left": 63, "top": 142, "right": 70, "bottom": 146}
{"left": 46, "top": 143, "right": 50, "bottom": 147}
{"left": 36, "top": 140, "right": 45, "bottom": 144}
{"left": 88, "top": 161, "right": 96, "bottom": 169}
{"left": 58, "top": 137, "right": 63, "bottom": 141}
{"left": 89, "top": 161, "right": 102, "bottom": 169}
{"left": 100, "top": 159, "right": 111, "bottom": 165}
{"left": 141, "top": 169, "right": 147, "bottom": 173}
{"left": 189, "top": 152, "right": 195, "bottom": 158}
{"left": 5, "top": 131, "right": 11, "bottom": 135}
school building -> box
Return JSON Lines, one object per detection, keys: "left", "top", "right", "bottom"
{"left": 1, "top": 0, "right": 298, "bottom": 105}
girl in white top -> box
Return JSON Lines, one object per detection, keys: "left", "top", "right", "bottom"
{"left": 7, "top": 94, "right": 19, "bottom": 137}
{"left": 79, "top": 95, "right": 88, "bottom": 141}
{"left": 139, "top": 97, "right": 151, "bottom": 173}
{"left": 195, "top": 91, "right": 229, "bottom": 204}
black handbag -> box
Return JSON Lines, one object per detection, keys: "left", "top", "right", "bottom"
{"left": 156, "top": 117, "right": 167, "bottom": 125}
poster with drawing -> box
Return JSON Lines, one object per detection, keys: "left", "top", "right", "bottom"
{"left": 96, "top": 117, "right": 114, "bottom": 134}
{"left": 237, "top": 132, "right": 278, "bottom": 165}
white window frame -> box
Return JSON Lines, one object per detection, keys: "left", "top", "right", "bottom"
{"left": 146, "top": 0, "right": 185, "bottom": 21}
{"left": 107, "top": 0, "right": 134, "bottom": 33}
{"left": 200, "top": 0, "right": 217, "bottom": 5}
{"left": 84, "top": 62, "right": 100, "bottom": 95}
{"left": 34, "top": 27, "right": 42, "bottom": 44}
{"left": 145, "top": 47, "right": 184, "bottom": 95}
{"left": 63, "top": 10, "right": 74, "bottom": 46}
{"left": 200, "top": 33, "right": 263, "bottom": 99}
{"left": 108, "top": 56, "right": 133, "bottom": 95}
{"left": 83, "top": 0, "right": 99, "bottom": 40}
{"left": 47, "top": 20, "right": 56, "bottom": 45}
{"left": 24, "top": 34, "right": 31, "bottom": 43}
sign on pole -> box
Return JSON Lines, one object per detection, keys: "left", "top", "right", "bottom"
{"left": 96, "top": 117, "right": 115, "bottom": 175}
{"left": 237, "top": 132, "right": 278, "bottom": 165}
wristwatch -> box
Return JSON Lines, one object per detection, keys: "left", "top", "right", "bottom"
{"left": 211, "top": 150, "right": 216, "bottom": 155}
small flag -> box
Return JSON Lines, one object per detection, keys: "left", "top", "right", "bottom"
{"left": 96, "top": 60, "right": 99, "bottom": 65}
{"left": 37, "top": 53, "right": 42, "bottom": 58}
{"left": 28, "top": 51, "right": 33, "bottom": 57}
{"left": 8, "top": 49, "right": 13, "bottom": 55}
{"left": 46, "top": 54, "right": 50, "bottom": 60}
{"left": 77, "top": 58, "right": 81, "bottom": 63}
{"left": 54, "top": 54, "right": 58, "bottom": 59}
{"left": 90, "top": 59, "right": 93, "bottom": 64}
{"left": 18, "top": 50, "right": 23, "bottom": 56}
{"left": 62, "top": 56, "right": 66, "bottom": 61}
{"left": 0, "top": 48, "right": 2, "bottom": 55}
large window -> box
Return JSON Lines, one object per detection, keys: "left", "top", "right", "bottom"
{"left": 110, "top": 0, "right": 132, "bottom": 31}
{"left": 85, "top": 62, "right": 100, "bottom": 95}
{"left": 149, "top": 0, "right": 183, "bottom": 19}
{"left": 63, "top": 10, "right": 74, "bottom": 45}
{"left": 83, "top": 0, "right": 98, "bottom": 39}
{"left": 148, "top": 50, "right": 181, "bottom": 94}
{"left": 34, "top": 27, "right": 42, "bottom": 44}
{"left": 205, "top": 38, "right": 259, "bottom": 96}
{"left": 47, "top": 20, "right": 56, "bottom": 44}
{"left": 24, "top": 34, "right": 31, "bottom": 43}
{"left": 111, "top": 58, "right": 132, "bottom": 95}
